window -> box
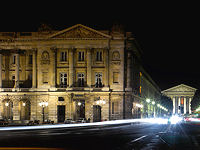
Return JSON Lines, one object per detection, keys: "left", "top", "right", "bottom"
{"left": 42, "top": 72, "right": 48, "bottom": 84}
{"left": 13, "top": 55, "right": 16, "bottom": 64}
{"left": 29, "top": 55, "right": 33, "bottom": 64}
{"left": 113, "top": 72, "right": 119, "bottom": 83}
{"left": 96, "top": 51, "right": 102, "bottom": 61}
{"left": 77, "top": 73, "right": 84, "bottom": 87}
{"left": 78, "top": 51, "right": 84, "bottom": 61}
{"left": 58, "top": 97, "right": 64, "bottom": 101}
{"left": 28, "top": 74, "right": 32, "bottom": 80}
{"left": 60, "top": 73, "right": 67, "bottom": 87}
{"left": 112, "top": 102, "right": 119, "bottom": 114}
{"left": 95, "top": 73, "right": 103, "bottom": 88}
{"left": 60, "top": 52, "right": 67, "bottom": 62}
{"left": 12, "top": 75, "right": 15, "bottom": 81}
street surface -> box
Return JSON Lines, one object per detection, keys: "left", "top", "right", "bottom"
{"left": 1, "top": 121, "right": 200, "bottom": 150}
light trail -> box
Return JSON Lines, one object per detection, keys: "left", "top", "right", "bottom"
{"left": 0, "top": 118, "right": 169, "bottom": 131}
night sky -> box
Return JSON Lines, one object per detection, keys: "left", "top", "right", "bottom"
{"left": 1, "top": 2, "right": 199, "bottom": 91}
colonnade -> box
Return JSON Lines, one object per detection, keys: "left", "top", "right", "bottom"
{"left": 172, "top": 96, "right": 192, "bottom": 115}
{"left": 0, "top": 50, "right": 37, "bottom": 89}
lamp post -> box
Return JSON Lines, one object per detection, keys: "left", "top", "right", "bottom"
{"left": 146, "top": 99, "right": 150, "bottom": 118}
{"left": 152, "top": 101, "right": 155, "bottom": 117}
{"left": 39, "top": 102, "right": 48, "bottom": 123}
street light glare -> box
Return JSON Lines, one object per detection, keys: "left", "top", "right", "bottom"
{"left": 146, "top": 99, "right": 150, "bottom": 103}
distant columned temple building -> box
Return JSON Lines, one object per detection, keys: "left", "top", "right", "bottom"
{"left": 162, "top": 84, "right": 197, "bottom": 115}
{"left": 0, "top": 24, "right": 161, "bottom": 123}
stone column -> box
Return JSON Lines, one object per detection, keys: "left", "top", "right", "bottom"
{"left": 127, "top": 51, "right": 132, "bottom": 89}
{"left": 87, "top": 49, "right": 91, "bottom": 87}
{"left": 105, "top": 48, "right": 109, "bottom": 87}
{"left": 0, "top": 53, "right": 2, "bottom": 88}
{"left": 69, "top": 49, "right": 74, "bottom": 87}
{"left": 178, "top": 97, "right": 181, "bottom": 114}
{"left": 173, "top": 97, "right": 175, "bottom": 114}
{"left": 184, "top": 97, "right": 187, "bottom": 114}
{"left": 51, "top": 48, "right": 57, "bottom": 88}
{"left": 13, "top": 100, "right": 20, "bottom": 120}
{"left": 15, "top": 53, "right": 20, "bottom": 88}
{"left": 189, "top": 97, "right": 192, "bottom": 114}
{"left": 32, "top": 50, "right": 37, "bottom": 88}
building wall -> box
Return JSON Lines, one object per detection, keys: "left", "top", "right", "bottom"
{"left": 0, "top": 24, "right": 162, "bottom": 123}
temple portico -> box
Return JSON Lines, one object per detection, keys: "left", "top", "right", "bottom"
{"left": 162, "top": 84, "right": 197, "bottom": 115}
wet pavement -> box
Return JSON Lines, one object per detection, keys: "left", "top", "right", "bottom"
{"left": 1, "top": 122, "right": 200, "bottom": 150}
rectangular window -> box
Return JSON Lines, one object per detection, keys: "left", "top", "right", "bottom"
{"left": 58, "top": 97, "right": 65, "bottom": 101}
{"left": 95, "top": 73, "right": 103, "bottom": 88}
{"left": 78, "top": 51, "right": 84, "bottom": 61}
{"left": 42, "top": 72, "right": 48, "bottom": 83}
{"left": 60, "top": 73, "right": 67, "bottom": 87}
{"left": 60, "top": 52, "right": 67, "bottom": 62}
{"left": 113, "top": 72, "right": 119, "bottom": 83}
{"left": 13, "top": 55, "right": 16, "bottom": 64}
{"left": 77, "top": 73, "right": 84, "bottom": 87}
{"left": 96, "top": 51, "right": 102, "bottom": 61}
{"left": 29, "top": 55, "right": 33, "bottom": 64}
{"left": 12, "top": 75, "right": 15, "bottom": 81}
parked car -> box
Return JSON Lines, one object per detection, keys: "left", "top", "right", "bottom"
{"left": 43, "top": 119, "right": 54, "bottom": 124}
{"left": 76, "top": 118, "right": 87, "bottom": 123}
{"left": 0, "top": 119, "right": 9, "bottom": 126}
{"left": 64, "top": 119, "right": 76, "bottom": 124}
{"left": 27, "top": 120, "right": 40, "bottom": 126}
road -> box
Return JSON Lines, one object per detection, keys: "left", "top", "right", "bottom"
{"left": 1, "top": 121, "right": 200, "bottom": 150}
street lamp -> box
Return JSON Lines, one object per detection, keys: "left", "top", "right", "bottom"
{"left": 96, "top": 99, "right": 106, "bottom": 105}
{"left": 39, "top": 101, "right": 48, "bottom": 123}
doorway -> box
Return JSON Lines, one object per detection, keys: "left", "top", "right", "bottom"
{"left": 93, "top": 105, "right": 101, "bottom": 122}
{"left": 57, "top": 105, "right": 65, "bottom": 123}
{"left": 75, "top": 100, "right": 85, "bottom": 120}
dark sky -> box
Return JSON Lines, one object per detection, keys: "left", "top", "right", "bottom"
{"left": 1, "top": 2, "right": 199, "bottom": 91}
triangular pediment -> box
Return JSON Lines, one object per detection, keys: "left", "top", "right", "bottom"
{"left": 48, "top": 24, "right": 111, "bottom": 39}
{"left": 162, "top": 84, "right": 197, "bottom": 93}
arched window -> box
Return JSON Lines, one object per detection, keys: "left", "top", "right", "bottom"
{"left": 2, "top": 99, "right": 13, "bottom": 120}
{"left": 19, "top": 99, "right": 31, "bottom": 120}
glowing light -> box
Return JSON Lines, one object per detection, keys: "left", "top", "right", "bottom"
{"left": 136, "top": 103, "right": 143, "bottom": 108}
{"left": 39, "top": 102, "right": 48, "bottom": 107}
{"left": 157, "top": 104, "right": 160, "bottom": 107}
{"left": 0, "top": 118, "right": 169, "bottom": 131}
{"left": 5, "top": 103, "right": 9, "bottom": 106}
{"left": 22, "top": 103, "right": 26, "bottom": 106}
{"left": 169, "top": 115, "right": 182, "bottom": 124}
{"left": 152, "top": 101, "right": 155, "bottom": 105}
{"left": 146, "top": 99, "right": 150, "bottom": 103}
{"left": 96, "top": 100, "right": 106, "bottom": 105}
{"left": 78, "top": 102, "right": 81, "bottom": 106}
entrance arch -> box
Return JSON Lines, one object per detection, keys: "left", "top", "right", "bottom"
{"left": 19, "top": 100, "right": 31, "bottom": 120}
{"left": 2, "top": 99, "right": 13, "bottom": 120}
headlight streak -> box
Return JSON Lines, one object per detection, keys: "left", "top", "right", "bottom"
{"left": 0, "top": 118, "right": 170, "bottom": 131}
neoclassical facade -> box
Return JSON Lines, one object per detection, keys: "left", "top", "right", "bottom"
{"left": 162, "top": 84, "right": 197, "bottom": 115}
{"left": 0, "top": 24, "right": 147, "bottom": 123}
{"left": 0, "top": 24, "right": 164, "bottom": 123}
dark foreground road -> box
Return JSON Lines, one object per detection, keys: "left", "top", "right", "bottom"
{"left": 1, "top": 122, "right": 200, "bottom": 150}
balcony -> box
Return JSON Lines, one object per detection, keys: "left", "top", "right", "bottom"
{"left": 2, "top": 80, "right": 32, "bottom": 89}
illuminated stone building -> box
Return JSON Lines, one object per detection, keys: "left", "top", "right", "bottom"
{"left": 0, "top": 24, "right": 161, "bottom": 123}
{"left": 162, "top": 84, "right": 197, "bottom": 115}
